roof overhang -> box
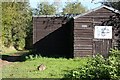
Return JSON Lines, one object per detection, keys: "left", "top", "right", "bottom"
{"left": 73, "top": 5, "right": 120, "bottom": 19}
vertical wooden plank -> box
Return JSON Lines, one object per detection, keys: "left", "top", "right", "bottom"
{"left": 32, "top": 17, "right": 36, "bottom": 42}
{"left": 93, "top": 39, "right": 112, "bottom": 57}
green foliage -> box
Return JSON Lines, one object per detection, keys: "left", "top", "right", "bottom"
{"left": 62, "top": 2, "right": 87, "bottom": 14}
{"left": 65, "top": 49, "right": 120, "bottom": 79}
{"left": 33, "top": 2, "right": 56, "bottom": 15}
{"left": 2, "top": 2, "right": 32, "bottom": 50}
{"left": 102, "top": 1, "right": 120, "bottom": 10}
{"left": 0, "top": 2, "right": 2, "bottom": 46}
{"left": 109, "top": 49, "right": 120, "bottom": 78}
{"left": 25, "top": 54, "right": 42, "bottom": 60}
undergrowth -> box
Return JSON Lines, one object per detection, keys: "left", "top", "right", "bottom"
{"left": 64, "top": 49, "right": 120, "bottom": 79}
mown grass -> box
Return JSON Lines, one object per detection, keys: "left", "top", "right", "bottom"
{"left": 2, "top": 57, "right": 88, "bottom": 78}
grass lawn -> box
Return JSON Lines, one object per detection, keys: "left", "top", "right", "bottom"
{"left": 2, "top": 57, "right": 88, "bottom": 78}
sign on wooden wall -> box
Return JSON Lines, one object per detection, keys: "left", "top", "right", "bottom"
{"left": 94, "top": 26, "right": 112, "bottom": 39}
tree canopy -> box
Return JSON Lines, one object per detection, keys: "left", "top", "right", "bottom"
{"left": 2, "top": 2, "right": 32, "bottom": 50}
{"left": 62, "top": 2, "right": 87, "bottom": 15}
{"left": 33, "top": 2, "right": 56, "bottom": 15}
{"left": 102, "top": 0, "right": 120, "bottom": 10}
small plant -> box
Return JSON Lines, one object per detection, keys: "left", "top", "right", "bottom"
{"left": 25, "top": 54, "right": 42, "bottom": 60}
{"left": 29, "top": 55, "right": 34, "bottom": 60}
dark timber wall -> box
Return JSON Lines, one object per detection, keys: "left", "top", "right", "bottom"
{"left": 33, "top": 6, "right": 119, "bottom": 57}
{"left": 73, "top": 7, "right": 118, "bottom": 57}
{"left": 33, "top": 16, "right": 73, "bottom": 58}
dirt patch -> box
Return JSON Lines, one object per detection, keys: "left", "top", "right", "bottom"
{"left": 0, "top": 51, "right": 29, "bottom": 68}
{"left": 0, "top": 59, "right": 12, "bottom": 68}
{"left": 0, "top": 51, "right": 27, "bottom": 67}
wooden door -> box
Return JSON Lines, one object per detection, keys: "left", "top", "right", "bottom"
{"left": 93, "top": 39, "right": 112, "bottom": 57}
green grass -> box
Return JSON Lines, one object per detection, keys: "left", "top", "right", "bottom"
{"left": 1, "top": 50, "right": 29, "bottom": 56}
{"left": 2, "top": 57, "right": 88, "bottom": 78}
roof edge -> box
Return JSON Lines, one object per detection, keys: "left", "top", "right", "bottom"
{"left": 33, "top": 15, "right": 56, "bottom": 17}
{"left": 73, "top": 5, "right": 120, "bottom": 19}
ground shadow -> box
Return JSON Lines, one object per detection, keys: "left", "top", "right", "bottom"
{"left": 33, "top": 19, "right": 74, "bottom": 58}
{"left": 0, "top": 51, "right": 30, "bottom": 62}
{"left": 1, "top": 55, "right": 22, "bottom": 62}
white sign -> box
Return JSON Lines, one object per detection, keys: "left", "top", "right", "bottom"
{"left": 94, "top": 26, "right": 112, "bottom": 39}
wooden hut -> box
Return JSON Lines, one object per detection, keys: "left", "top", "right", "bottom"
{"left": 33, "top": 5, "right": 120, "bottom": 57}
{"left": 73, "top": 5, "right": 120, "bottom": 57}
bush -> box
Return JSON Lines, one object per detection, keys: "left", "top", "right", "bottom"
{"left": 65, "top": 49, "right": 120, "bottom": 79}
{"left": 108, "top": 49, "right": 120, "bottom": 78}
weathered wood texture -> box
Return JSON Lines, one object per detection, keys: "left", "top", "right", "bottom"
{"left": 33, "top": 17, "right": 73, "bottom": 57}
{"left": 74, "top": 7, "right": 116, "bottom": 57}
{"left": 33, "top": 7, "right": 119, "bottom": 57}
{"left": 33, "top": 17, "right": 68, "bottom": 44}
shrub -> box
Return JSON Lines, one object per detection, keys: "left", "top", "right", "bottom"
{"left": 65, "top": 49, "right": 120, "bottom": 79}
{"left": 108, "top": 49, "right": 120, "bottom": 79}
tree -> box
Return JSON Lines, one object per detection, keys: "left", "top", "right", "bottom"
{"left": 91, "top": 0, "right": 120, "bottom": 10}
{"left": 101, "top": 14, "right": 120, "bottom": 49}
{"left": 33, "top": 2, "right": 56, "bottom": 15}
{"left": 102, "top": 0, "right": 120, "bottom": 10}
{"left": 0, "top": 2, "right": 2, "bottom": 47}
{"left": 99, "top": 0, "right": 120, "bottom": 49}
{"left": 2, "top": 2, "right": 32, "bottom": 50}
{"left": 62, "top": 1, "right": 87, "bottom": 15}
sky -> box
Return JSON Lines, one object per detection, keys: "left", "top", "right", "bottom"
{"left": 29, "top": 0, "right": 102, "bottom": 11}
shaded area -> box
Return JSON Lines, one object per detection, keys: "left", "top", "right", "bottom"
{"left": 1, "top": 55, "right": 22, "bottom": 62}
{"left": 0, "top": 51, "right": 30, "bottom": 62}
{"left": 33, "top": 19, "right": 74, "bottom": 58}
